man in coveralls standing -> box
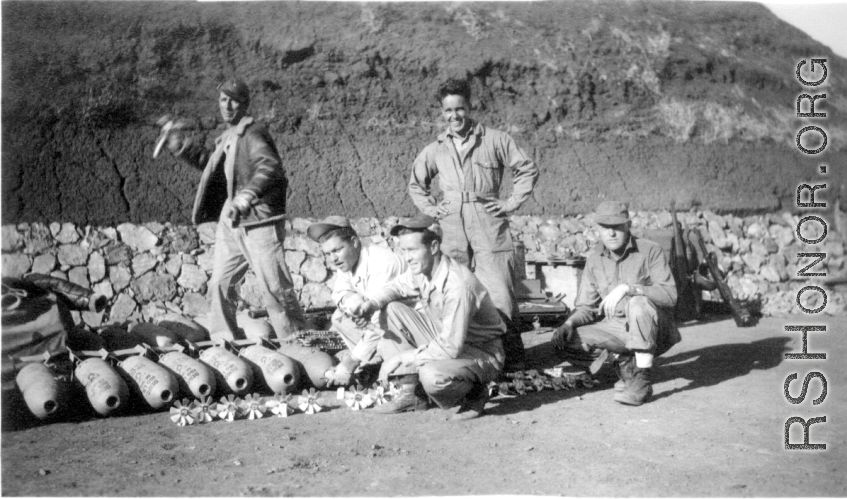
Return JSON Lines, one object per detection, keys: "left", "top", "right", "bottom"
{"left": 408, "top": 79, "right": 539, "bottom": 369}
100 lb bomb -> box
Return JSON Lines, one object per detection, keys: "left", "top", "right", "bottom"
{"left": 158, "top": 351, "right": 216, "bottom": 399}
{"left": 74, "top": 357, "right": 129, "bottom": 416}
{"left": 199, "top": 346, "right": 253, "bottom": 396}
{"left": 277, "top": 340, "right": 334, "bottom": 389}
{"left": 15, "top": 363, "right": 70, "bottom": 419}
{"left": 239, "top": 344, "right": 299, "bottom": 394}
{"left": 118, "top": 353, "right": 178, "bottom": 410}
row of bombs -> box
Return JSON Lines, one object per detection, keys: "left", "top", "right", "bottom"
{"left": 13, "top": 315, "right": 339, "bottom": 421}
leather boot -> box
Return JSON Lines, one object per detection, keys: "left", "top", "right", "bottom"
{"left": 614, "top": 366, "right": 653, "bottom": 406}
{"left": 613, "top": 354, "right": 636, "bottom": 393}
{"left": 451, "top": 382, "right": 490, "bottom": 421}
{"left": 374, "top": 374, "right": 429, "bottom": 414}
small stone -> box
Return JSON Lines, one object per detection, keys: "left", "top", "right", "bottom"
{"left": 68, "top": 267, "right": 90, "bottom": 289}
{"left": 742, "top": 254, "right": 763, "bottom": 272}
{"left": 88, "top": 252, "right": 106, "bottom": 283}
{"left": 760, "top": 265, "right": 781, "bottom": 283}
{"left": 169, "top": 226, "right": 199, "bottom": 253}
{"left": 525, "top": 446, "right": 534, "bottom": 451}
{"left": 81, "top": 310, "right": 105, "bottom": 328}
{"left": 104, "top": 243, "right": 133, "bottom": 266}
{"left": 132, "top": 253, "right": 158, "bottom": 276}
{"left": 55, "top": 223, "right": 80, "bottom": 244}
{"left": 196, "top": 222, "right": 218, "bottom": 245}
{"left": 285, "top": 251, "right": 307, "bottom": 273}
{"left": 93, "top": 281, "right": 114, "bottom": 300}
{"left": 110, "top": 265, "right": 132, "bottom": 291}
{"left": 38, "top": 469, "right": 49, "bottom": 476}
{"left": 162, "top": 255, "right": 182, "bottom": 276}
{"left": 301, "top": 258, "right": 328, "bottom": 283}
{"left": 144, "top": 222, "right": 165, "bottom": 236}
{"left": 23, "top": 223, "right": 53, "bottom": 254}
{"left": 181, "top": 292, "right": 209, "bottom": 317}
{"left": 117, "top": 223, "right": 159, "bottom": 252}
{"left": 290, "top": 217, "right": 313, "bottom": 234}
{"left": 654, "top": 211, "right": 672, "bottom": 229}
{"left": 233, "top": 460, "right": 242, "bottom": 467}
{"left": 1, "top": 254, "right": 31, "bottom": 278}
{"left": 108, "top": 293, "right": 137, "bottom": 324}
{"left": 57, "top": 244, "right": 89, "bottom": 266}
{"left": 177, "top": 264, "right": 208, "bottom": 291}
{"left": 292, "top": 235, "right": 323, "bottom": 258}
{"left": 196, "top": 251, "right": 215, "bottom": 273}
{"left": 31, "top": 254, "right": 57, "bottom": 274}
{"left": 131, "top": 272, "right": 177, "bottom": 302}
{"left": 1, "top": 225, "right": 23, "bottom": 252}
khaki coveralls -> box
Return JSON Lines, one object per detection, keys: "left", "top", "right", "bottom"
{"left": 408, "top": 121, "right": 539, "bottom": 340}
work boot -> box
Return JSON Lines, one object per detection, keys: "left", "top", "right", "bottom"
{"left": 373, "top": 375, "right": 429, "bottom": 414}
{"left": 613, "top": 354, "right": 637, "bottom": 393}
{"left": 451, "top": 383, "right": 490, "bottom": 421}
{"left": 614, "top": 367, "right": 653, "bottom": 406}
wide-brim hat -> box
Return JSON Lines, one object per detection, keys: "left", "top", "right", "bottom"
{"left": 389, "top": 213, "right": 442, "bottom": 239}
{"left": 307, "top": 216, "right": 353, "bottom": 242}
{"left": 592, "top": 201, "right": 630, "bottom": 225}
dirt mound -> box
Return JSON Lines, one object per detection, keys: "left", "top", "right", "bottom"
{"left": 2, "top": 1, "right": 845, "bottom": 225}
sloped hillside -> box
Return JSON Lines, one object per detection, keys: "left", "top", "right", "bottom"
{"left": 2, "top": 1, "right": 845, "bottom": 225}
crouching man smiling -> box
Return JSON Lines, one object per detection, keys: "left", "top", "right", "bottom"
{"left": 349, "top": 214, "right": 506, "bottom": 420}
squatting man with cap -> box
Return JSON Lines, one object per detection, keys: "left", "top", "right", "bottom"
{"left": 165, "top": 79, "right": 306, "bottom": 340}
{"left": 408, "top": 79, "right": 539, "bottom": 370}
{"left": 306, "top": 216, "right": 407, "bottom": 387}
{"left": 347, "top": 214, "right": 507, "bottom": 420}
{"left": 551, "top": 201, "right": 681, "bottom": 406}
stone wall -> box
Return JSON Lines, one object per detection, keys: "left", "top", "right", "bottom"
{"left": 2, "top": 211, "right": 846, "bottom": 329}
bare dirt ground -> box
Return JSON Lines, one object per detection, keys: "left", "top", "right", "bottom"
{"left": 2, "top": 315, "right": 844, "bottom": 497}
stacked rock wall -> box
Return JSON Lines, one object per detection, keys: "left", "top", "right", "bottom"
{"left": 3, "top": 210, "right": 845, "bottom": 328}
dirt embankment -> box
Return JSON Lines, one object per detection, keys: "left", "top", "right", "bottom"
{"left": 2, "top": 1, "right": 845, "bottom": 225}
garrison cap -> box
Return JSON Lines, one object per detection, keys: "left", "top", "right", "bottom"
{"left": 389, "top": 213, "right": 443, "bottom": 239}
{"left": 218, "top": 78, "right": 250, "bottom": 105}
{"left": 593, "top": 201, "right": 631, "bottom": 226}
{"left": 307, "top": 216, "right": 353, "bottom": 242}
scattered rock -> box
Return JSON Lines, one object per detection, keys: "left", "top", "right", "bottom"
{"left": 110, "top": 265, "right": 132, "bottom": 291}
{"left": 109, "top": 293, "right": 137, "bottom": 324}
{"left": 104, "top": 243, "right": 133, "bottom": 266}
{"left": 57, "top": 244, "right": 88, "bottom": 266}
{"left": 93, "top": 281, "right": 114, "bottom": 300}
{"left": 54, "top": 223, "right": 80, "bottom": 244}
{"left": 285, "top": 251, "right": 307, "bottom": 273}
{"left": 290, "top": 217, "right": 313, "bottom": 234}
{"left": 117, "top": 223, "right": 159, "bottom": 252}
{"left": 131, "top": 272, "right": 177, "bottom": 302}
{"left": 68, "top": 266, "right": 89, "bottom": 289}
{"left": 164, "top": 256, "right": 183, "bottom": 276}
{"left": 301, "top": 258, "right": 328, "bottom": 283}
{"left": 31, "top": 253, "right": 57, "bottom": 274}
{"left": 196, "top": 222, "right": 218, "bottom": 245}
{"left": 88, "top": 252, "right": 106, "bottom": 283}
{"left": 1, "top": 225, "right": 23, "bottom": 252}
{"left": 181, "top": 293, "right": 209, "bottom": 317}
{"left": 177, "top": 264, "right": 208, "bottom": 291}
{"left": 196, "top": 251, "right": 215, "bottom": 273}
{"left": 1, "top": 254, "right": 31, "bottom": 278}
{"left": 169, "top": 226, "right": 199, "bottom": 253}
{"left": 23, "top": 223, "right": 53, "bottom": 254}
{"left": 132, "top": 253, "right": 158, "bottom": 276}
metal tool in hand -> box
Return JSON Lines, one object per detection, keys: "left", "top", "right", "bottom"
{"left": 152, "top": 115, "right": 186, "bottom": 159}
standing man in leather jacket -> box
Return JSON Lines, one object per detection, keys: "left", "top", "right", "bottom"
{"left": 408, "top": 79, "right": 539, "bottom": 370}
{"left": 166, "top": 78, "right": 305, "bottom": 339}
